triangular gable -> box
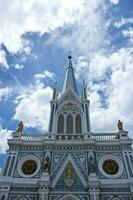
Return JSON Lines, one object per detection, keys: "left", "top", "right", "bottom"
{"left": 58, "top": 88, "right": 81, "bottom": 106}
{"left": 52, "top": 154, "right": 87, "bottom": 188}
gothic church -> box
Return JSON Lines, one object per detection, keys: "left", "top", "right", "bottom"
{"left": 0, "top": 55, "right": 133, "bottom": 200}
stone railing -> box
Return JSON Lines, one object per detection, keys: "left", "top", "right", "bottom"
{"left": 11, "top": 131, "right": 128, "bottom": 142}
{"left": 55, "top": 134, "right": 84, "bottom": 140}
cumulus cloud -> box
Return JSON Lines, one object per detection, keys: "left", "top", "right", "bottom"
{"left": 0, "top": 50, "right": 9, "bottom": 69}
{"left": 48, "top": 0, "right": 109, "bottom": 56}
{"left": 114, "top": 18, "right": 133, "bottom": 28}
{"left": 109, "top": 0, "right": 120, "bottom": 5}
{"left": 15, "top": 64, "right": 24, "bottom": 70}
{"left": 122, "top": 28, "right": 133, "bottom": 44}
{"left": 76, "top": 47, "right": 133, "bottom": 133}
{"left": 13, "top": 81, "right": 53, "bottom": 131}
{"left": 0, "top": 127, "right": 12, "bottom": 153}
{"left": 0, "top": 0, "right": 84, "bottom": 52}
{"left": 0, "top": 87, "right": 12, "bottom": 101}
{"left": 34, "top": 70, "right": 54, "bottom": 80}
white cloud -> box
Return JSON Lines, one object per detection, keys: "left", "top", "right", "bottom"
{"left": 0, "top": 87, "right": 12, "bottom": 101}
{"left": 0, "top": 0, "right": 133, "bottom": 137}
{"left": 114, "top": 17, "right": 133, "bottom": 28}
{"left": 48, "top": 0, "right": 109, "bottom": 56}
{"left": 0, "top": 50, "right": 9, "bottom": 69}
{"left": 34, "top": 70, "right": 54, "bottom": 80}
{"left": 0, "top": 0, "right": 84, "bottom": 52}
{"left": 0, "top": 127, "right": 12, "bottom": 153}
{"left": 15, "top": 64, "right": 24, "bottom": 70}
{"left": 122, "top": 28, "right": 133, "bottom": 44}
{"left": 13, "top": 82, "right": 53, "bottom": 131}
{"left": 76, "top": 47, "right": 133, "bottom": 134}
{"left": 109, "top": 0, "right": 119, "bottom": 5}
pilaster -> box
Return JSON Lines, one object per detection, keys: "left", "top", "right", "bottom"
{"left": 38, "top": 172, "right": 50, "bottom": 200}
{"left": 88, "top": 173, "right": 100, "bottom": 200}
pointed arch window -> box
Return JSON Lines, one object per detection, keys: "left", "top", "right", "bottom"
{"left": 66, "top": 115, "right": 73, "bottom": 134}
{"left": 76, "top": 114, "right": 82, "bottom": 134}
{"left": 57, "top": 115, "right": 64, "bottom": 134}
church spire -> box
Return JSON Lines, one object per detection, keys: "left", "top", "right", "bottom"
{"left": 62, "top": 53, "right": 78, "bottom": 95}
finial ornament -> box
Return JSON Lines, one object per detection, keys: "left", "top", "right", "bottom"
{"left": 16, "top": 121, "right": 24, "bottom": 133}
{"left": 68, "top": 50, "right": 72, "bottom": 59}
{"left": 117, "top": 120, "right": 123, "bottom": 132}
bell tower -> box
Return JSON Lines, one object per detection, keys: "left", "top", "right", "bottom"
{"left": 48, "top": 54, "right": 90, "bottom": 136}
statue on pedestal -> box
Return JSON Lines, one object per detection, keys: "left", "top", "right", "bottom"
{"left": 66, "top": 162, "right": 73, "bottom": 178}
{"left": 44, "top": 156, "right": 51, "bottom": 174}
{"left": 16, "top": 121, "right": 24, "bottom": 133}
{"left": 117, "top": 120, "right": 123, "bottom": 132}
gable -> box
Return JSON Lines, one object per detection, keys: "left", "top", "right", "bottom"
{"left": 58, "top": 89, "right": 81, "bottom": 107}
{"left": 51, "top": 155, "right": 87, "bottom": 188}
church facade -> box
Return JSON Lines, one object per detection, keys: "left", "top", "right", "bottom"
{"left": 0, "top": 55, "right": 133, "bottom": 200}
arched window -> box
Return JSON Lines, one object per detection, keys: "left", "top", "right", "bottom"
{"left": 66, "top": 115, "right": 73, "bottom": 134}
{"left": 76, "top": 114, "right": 82, "bottom": 134}
{"left": 57, "top": 115, "right": 64, "bottom": 134}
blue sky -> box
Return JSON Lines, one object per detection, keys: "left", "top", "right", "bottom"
{"left": 0, "top": 0, "right": 133, "bottom": 169}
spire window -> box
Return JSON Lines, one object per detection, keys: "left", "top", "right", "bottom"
{"left": 57, "top": 115, "right": 64, "bottom": 134}
{"left": 76, "top": 114, "right": 82, "bottom": 133}
{"left": 66, "top": 115, "right": 73, "bottom": 134}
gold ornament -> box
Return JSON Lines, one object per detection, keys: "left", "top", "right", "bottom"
{"left": 103, "top": 159, "right": 119, "bottom": 175}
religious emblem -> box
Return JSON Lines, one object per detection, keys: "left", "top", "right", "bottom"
{"left": 64, "top": 162, "right": 74, "bottom": 187}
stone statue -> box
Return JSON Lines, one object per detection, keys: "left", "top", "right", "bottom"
{"left": 66, "top": 162, "right": 73, "bottom": 178}
{"left": 44, "top": 156, "right": 50, "bottom": 173}
{"left": 117, "top": 120, "right": 123, "bottom": 132}
{"left": 44, "top": 161, "right": 49, "bottom": 172}
{"left": 16, "top": 121, "right": 24, "bottom": 133}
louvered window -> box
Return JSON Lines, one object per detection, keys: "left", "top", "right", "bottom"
{"left": 76, "top": 114, "right": 82, "bottom": 133}
{"left": 66, "top": 115, "right": 73, "bottom": 134}
{"left": 57, "top": 115, "right": 64, "bottom": 134}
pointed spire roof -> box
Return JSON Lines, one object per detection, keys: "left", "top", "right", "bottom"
{"left": 62, "top": 54, "right": 78, "bottom": 95}
{"left": 82, "top": 81, "right": 87, "bottom": 99}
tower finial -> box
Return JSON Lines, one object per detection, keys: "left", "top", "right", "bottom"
{"left": 68, "top": 50, "right": 72, "bottom": 60}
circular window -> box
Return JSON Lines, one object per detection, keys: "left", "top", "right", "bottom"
{"left": 103, "top": 159, "right": 119, "bottom": 175}
{"left": 17, "top": 155, "right": 41, "bottom": 178}
{"left": 98, "top": 155, "right": 123, "bottom": 178}
{"left": 22, "top": 160, "right": 37, "bottom": 175}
